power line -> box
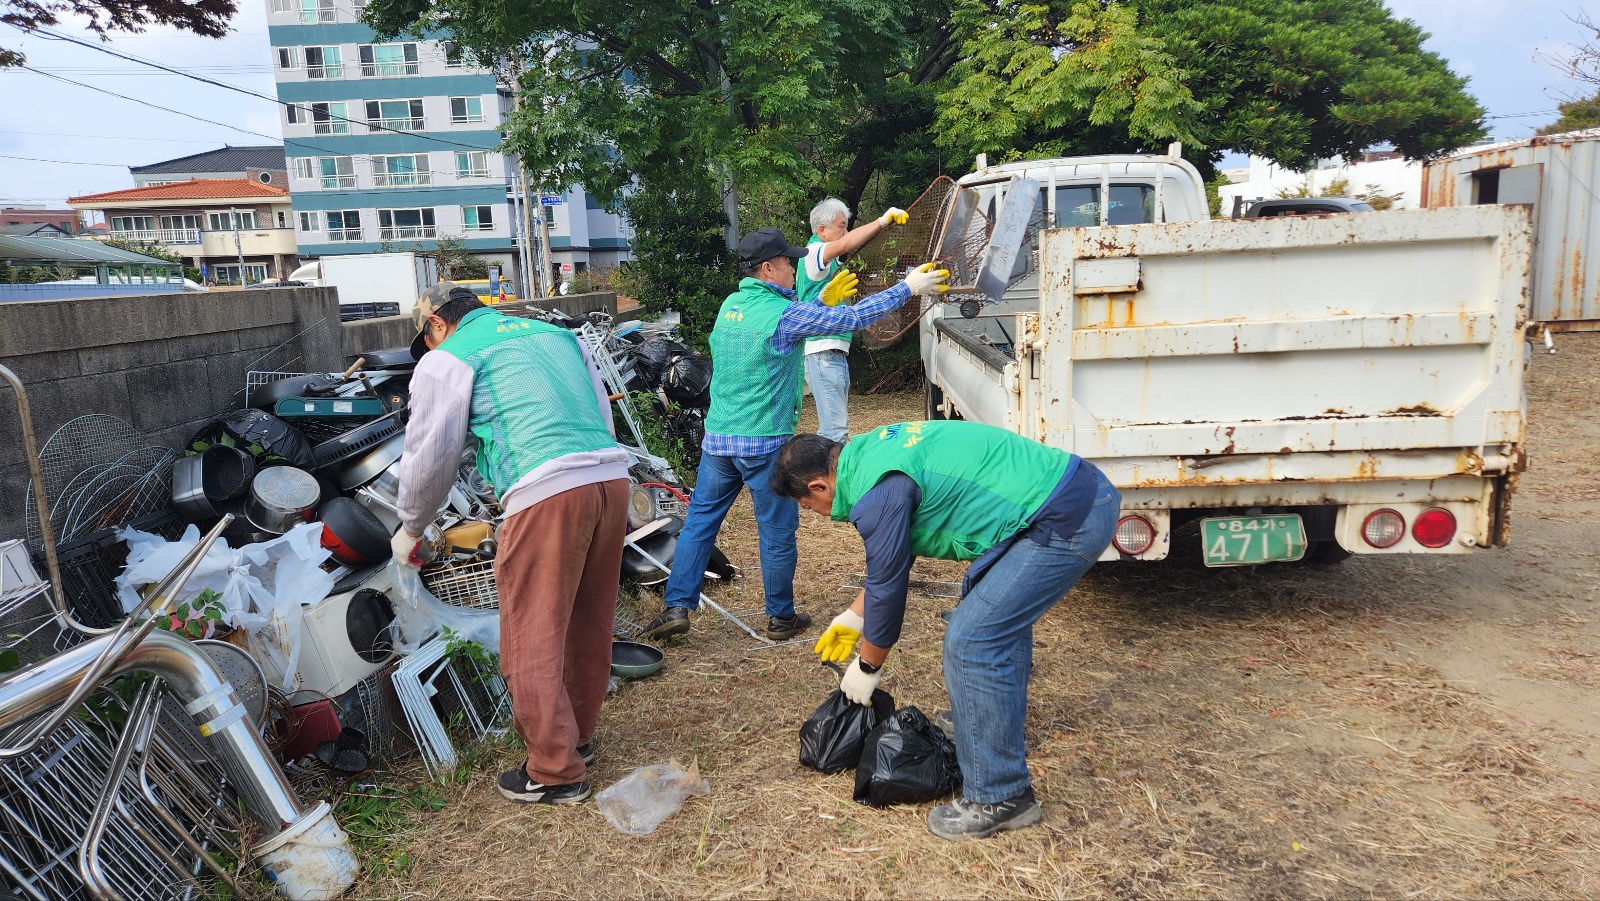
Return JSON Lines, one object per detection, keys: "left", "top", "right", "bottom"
{"left": 0, "top": 129, "right": 225, "bottom": 143}
{"left": 0, "top": 152, "right": 126, "bottom": 166}
{"left": 16, "top": 66, "right": 510, "bottom": 187}
{"left": 25, "top": 24, "right": 492, "bottom": 152}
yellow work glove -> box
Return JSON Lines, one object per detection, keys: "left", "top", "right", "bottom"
{"left": 819, "top": 268, "right": 859, "bottom": 307}
{"left": 813, "top": 608, "right": 864, "bottom": 663}
{"left": 877, "top": 207, "right": 908, "bottom": 227}
{"left": 903, "top": 261, "right": 950, "bottom": 296}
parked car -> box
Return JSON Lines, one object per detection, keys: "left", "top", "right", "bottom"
{"left": 1244, "top": 197, "right": 1375, "bottom": 218}
{"left": 456, "top": 279, "right": 516, "bottom": 305}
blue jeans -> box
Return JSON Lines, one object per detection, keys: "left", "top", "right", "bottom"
{"left": 943, "top": 464, "right": 1120, "bottom": 803}
{"left": 662, "top": 449, "right": 799, "bottom": 619}
{"left": 804, "top": 349, "right": 850, "bottom": 443}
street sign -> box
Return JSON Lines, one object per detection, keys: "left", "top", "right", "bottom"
{"left": 539, "top": 194, "right": 564, "bottom": 206}
{"left": 560, "top": 263, "right": 574, "bottom": 273}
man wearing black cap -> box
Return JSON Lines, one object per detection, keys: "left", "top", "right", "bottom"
{"left": 640, "top": 227, "right": 948, "bottom": 641}
{"left": 391, "top": 283, "right": 631, "bottom": 807}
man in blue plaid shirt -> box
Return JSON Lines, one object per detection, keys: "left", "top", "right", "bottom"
{"left": 641, "top": 227, "right": 948, "bottom": 641}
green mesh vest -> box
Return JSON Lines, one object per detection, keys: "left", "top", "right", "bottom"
{"left": 796, "top": 235, "right": 851, "bottom": 350}
{"left": 831, "top": 420, "right": 1072, "bottom": 560}
{"left": 436, "top": 307, "right": 616, "bottom": 494}
{"left": 704, "top": 279, "right": 803, "bottom": 438}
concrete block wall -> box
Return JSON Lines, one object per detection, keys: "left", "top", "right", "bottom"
{"left": 0, "top": 287, "right": 344, "bottom": 542}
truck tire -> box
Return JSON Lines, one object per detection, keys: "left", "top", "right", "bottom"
{"left": 924, "top": 381, "right": 948, "bottom": 421}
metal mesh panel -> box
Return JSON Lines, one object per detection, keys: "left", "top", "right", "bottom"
{"left": 420, "top": 560, "right": 498, "bottom": 609}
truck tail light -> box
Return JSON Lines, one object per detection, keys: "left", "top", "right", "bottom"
{"left": 1361, "top": 509, "right": 1405, "bottom": 548}
{"left": 1412, "top": 508, "right": 1456, "bottom": 548}
{"left": 1113, "top": 515, "right": 1155, "bottom": 555}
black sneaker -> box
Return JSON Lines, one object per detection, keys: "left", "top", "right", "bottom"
{"left": 641, "top": 606, "right": 691, "bottom": 640}
{"left": 497, "top": 768, "right": 591, "bottom": 805}
{"left": 765, "top": 611, "right": 812, "bottom": 640}
{"left": 578, "top": 743, "right": 596, "bottom": 767}
{"left": 927, "top": 788, "right": 1042, "bottom": 841}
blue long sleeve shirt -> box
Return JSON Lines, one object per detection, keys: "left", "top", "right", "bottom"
{"left": 701, "top": 281, "right": 913, "bottom": 458}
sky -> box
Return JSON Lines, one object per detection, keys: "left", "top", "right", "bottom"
{"left": 0, "top": 0, "right": 1594, "bottom": 210}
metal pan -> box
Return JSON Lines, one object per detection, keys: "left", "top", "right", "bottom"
{"left": 172, "top": 455, "right": 219, "bottom": 523}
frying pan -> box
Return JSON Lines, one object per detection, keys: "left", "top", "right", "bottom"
{"left": 318, "top": 496, "right": 393, "bottom": 566}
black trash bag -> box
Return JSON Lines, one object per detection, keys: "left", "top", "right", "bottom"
{"left": 661, "top": 353, "right": 712, "bottom": 408}
{"left": 630, "top": 337, "right": 687, "bottom": 390}
{"left": 799, "top": 665, "right": 895, "bottom": 774}
{"left": 663, "top": 409, "right": 705, "bottom": 470}
{"left": 853, "top": 707, "right": 961, "bottom": 807}
{"left": 188, "top": 409, "right": 316, "bottom": 470}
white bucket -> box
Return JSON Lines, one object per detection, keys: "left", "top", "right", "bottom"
{"left": 254, "top": 801, "right": 361, "bottom": 900}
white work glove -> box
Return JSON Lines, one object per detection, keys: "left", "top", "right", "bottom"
{"left": 902, "top": 261, "right": 950, "bottom": 296}
{"left": 839, "top": 655, "right": 882, "bottom": 706}
{"left": 877, "top": 206, "right": 908, "bottom": 228}
{"left": 813, "top": 608, "right": 864, "bottom": 663}
{"left": 390, "top": 528, "right": 427, "bottom": 568}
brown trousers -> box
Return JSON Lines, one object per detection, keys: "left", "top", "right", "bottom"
{"left": 494, "top": 478, "right": 627, "bottom": 785}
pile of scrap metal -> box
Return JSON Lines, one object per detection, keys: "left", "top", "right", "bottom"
{"left": 1, "top": 364, "right": 360, "bottom": 901}
{"left": 2, "top": 302, "right": 734, "bottom": 893}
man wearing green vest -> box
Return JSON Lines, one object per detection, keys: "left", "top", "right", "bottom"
{"left": 639, "top": 228, "right": 948, "bottom": 642}
{"left": 769, "top": 422, "right": 1120, "bottom": 840}
{"left": 797, "top": 198, "right": 908, "bottom": 443}
{"left": 392, "top": 285, "right": 631, "bottom": 807}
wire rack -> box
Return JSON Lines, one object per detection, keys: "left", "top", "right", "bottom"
{"left": 334, "top": 662, "right": 418, "bottom": 765}
{"left": 0, "top": 682, "right": 246, "bottom": 900}
{"left": 421, "top": 560, "right": 499, "bottom": 610}
{"left": 243, "top": 370, "right": 307, "bottom": 408}
{"left": 392, "top": 638, "right": 511, "bottom": 781}
{"left": 23, "top": 414, "right": 153, "bottom": 555}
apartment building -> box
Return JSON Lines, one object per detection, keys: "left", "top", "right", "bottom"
{"left": 265, "top": 1, "right": 631, "bottom": 285}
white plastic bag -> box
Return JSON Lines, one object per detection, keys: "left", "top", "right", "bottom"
{"left": 116, "top": 522, "right": 335, "bottom": 690}
{"left": 596, "top": 760, "right": 710, "bottom": 836}
{"left": 388, "top": 563, "right": 500, "bottom": 655}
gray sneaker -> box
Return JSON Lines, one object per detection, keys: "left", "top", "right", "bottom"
{"left": 927, "top": 788, "right": 1042, "bottom": 841}
{"left": 933, "top": 710, "right": 955, "bottom": 741}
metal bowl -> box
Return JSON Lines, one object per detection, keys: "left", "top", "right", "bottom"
{"left": 245, "top": 466, "right": 321, "bottom": 534}
{"left": 611, "top": 641, "right": 665, "bottom": 679}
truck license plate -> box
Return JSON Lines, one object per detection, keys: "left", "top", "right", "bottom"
{"left": 1200, "top": 515, "right": 1306, "bottom": 566}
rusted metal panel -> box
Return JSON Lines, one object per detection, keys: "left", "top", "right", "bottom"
{"left": 1422, "top": 131, "right": 1600, "bottom": 327}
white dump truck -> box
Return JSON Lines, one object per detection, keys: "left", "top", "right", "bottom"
{"left": 920, "top": 150, "right": 1532, "bottom": 565}
{"left": 287, "top": 252, "right": 439, "bottom": 321}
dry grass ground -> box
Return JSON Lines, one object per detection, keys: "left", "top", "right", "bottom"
{"left": 351, "top": 337, "right": 1600, "bottom": 900}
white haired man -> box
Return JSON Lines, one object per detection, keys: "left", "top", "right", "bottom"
{"left": 797, "top": 198, "right": 907, "bottom": 443}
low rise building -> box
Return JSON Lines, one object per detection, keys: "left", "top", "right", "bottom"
{"left": 67, "top": 179, "right": 299, "bottom": 285}
{"left": 130, "top": 145, "right": 289, "bottom": 190}
{"left": 1, "top": 206, "right": 84, "bottom": 234}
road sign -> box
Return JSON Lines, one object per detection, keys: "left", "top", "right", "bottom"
{"left": 560, "top": 263, "right": 574, "bottom": 273}
{"left": 539, "top": 194, "right": 564, "bottom": 206}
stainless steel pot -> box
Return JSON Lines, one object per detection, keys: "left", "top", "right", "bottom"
{"left": 245, "top": 466, "right": 321, "bottom": 534}
{"left": 172, "top": 454, "right": 220, "bottom": 523}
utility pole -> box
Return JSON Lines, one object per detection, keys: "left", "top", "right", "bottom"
{"left": 506, "top": 55, "right": 544, "bottom": 300}
{"left": 231, "top": 206, "right": 246, "bottom": 286}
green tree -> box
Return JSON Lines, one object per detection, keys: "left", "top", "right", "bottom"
{"left": 425, "top": 235, "right": 489, "bottom": 280}
{"left": 1538, "top": 91, "right": 1600, "bottom": 135}
{"left": 936, "top": 0, "right": 1486, "bottom": 175}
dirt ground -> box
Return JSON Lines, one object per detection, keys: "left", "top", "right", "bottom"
{"left": 354, "top": 334, "right": 1600, "bottom": 900}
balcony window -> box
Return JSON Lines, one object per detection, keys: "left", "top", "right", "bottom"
{"left": 318, "top": 157, "right": 355, "bottom": 190}
{"left": 277, "top": 47, "right": 299, "bottom": 69}
{"left": 298, "top": 0, "right": 334, "bottom": 23}
{"left": 365, "top": 99, "right": 424, "bottom": 132}
{"left": 462, "top": 205, "right": 494, "bottom": 231}
{"left": 455, "top": 151, "right": 489, "bottom": 179}
{"left": 298, "top": 212, "right": 318, "bottom": 232}
{"left": 305, "top": 46, "right": 342, "bottom": 79}
{"left": 449, "top": 96, "right": 483, "bottom": 124}
{"left": 359, "top": 43, "right": 418, "bottom": 77}
{"left": 378, "top": 208, "right": 436, "bottom": 240}
{"left": 326, "top": 210, "right": 362, "bottom": 242}
{"left": 157, "top": 215, "right": 202, "bottom": 243}
{"left": 207, "top": 211, "right": 257, "bottom": 231}
{"left": 213, "top": 263, "right": 269, "bottom": 286}
{"left": 311, "top": 101, "right": 350, "bottom": 134}
{"left": 109, "top": 216, "right": 155, "bottom": 238}
{"left": 373, "top": 154, "right": 431, "bottom": 187}
{"left": 270, "top": 0, "right": 294, "bottom": 11}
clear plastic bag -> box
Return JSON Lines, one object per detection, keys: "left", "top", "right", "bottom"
{"left": 596, "top": 759, "right": 710, "bottom": 836}
{"left": 387, "top": 562, "right": 500, "bottom": 655}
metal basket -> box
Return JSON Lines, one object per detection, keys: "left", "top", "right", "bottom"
{"left": 420, "top": 560, "right": 498, "bottom": 610}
